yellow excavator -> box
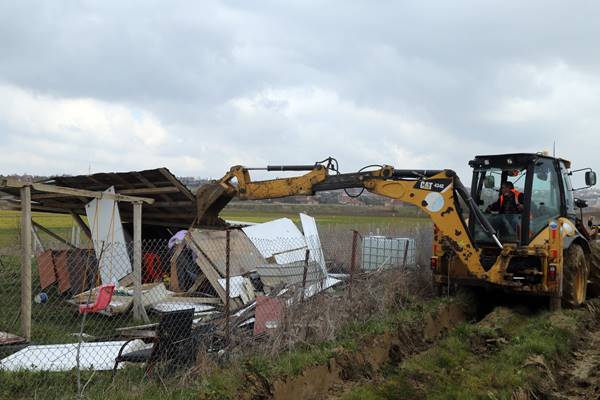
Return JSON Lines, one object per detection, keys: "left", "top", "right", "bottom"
{"left": 196, "top": 154, "right": 599, "bottom": 309}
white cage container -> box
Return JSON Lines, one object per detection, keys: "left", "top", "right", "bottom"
{"left": 361, "top": 236, "right": 416, "bottom": 271}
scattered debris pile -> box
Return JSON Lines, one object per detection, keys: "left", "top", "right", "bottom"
{"left": 0, "top": 213, "right": 350, "bottom": 371}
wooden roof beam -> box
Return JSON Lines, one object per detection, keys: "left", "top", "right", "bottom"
{"left": 0, "top": 178, "right": 155, "bottom": 204}
{"left": 158, "top": 168, "right": 196, "bottom": 202}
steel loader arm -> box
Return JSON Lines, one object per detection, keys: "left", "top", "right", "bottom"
{"left": 196, "top": 160, "right": 501, "bottom": 277}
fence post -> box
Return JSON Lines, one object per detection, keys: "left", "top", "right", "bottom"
{"left": 20, "top": 185, "right": 32, "bottom": 341}
{"left": 225, "top": 229, "right": 231, "bottom": 347}
{"left": 132, "top": 202, "right": 149, "bottom": 323}
{"left": 402, "top": 240, "right": 409, "bottom": 269}
{"left": 349, "top": 230, "right": 358, "bottom": 301}
{"left": 301, "top": 249, "right": 310, "bottom": 302}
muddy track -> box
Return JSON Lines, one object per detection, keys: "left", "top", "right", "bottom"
{"left": 554, "top": 305, "right": 600, "bottom": 399}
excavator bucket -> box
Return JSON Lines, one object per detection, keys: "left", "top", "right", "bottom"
{"left": 195, "top": 182, "right": 235, "bottom": 227}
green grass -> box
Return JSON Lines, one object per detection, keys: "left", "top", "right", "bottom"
{"left": 0, "top": 211, "right": 76, "bottom": 229}
{"left": 0, "top": 210, "right": 79, "bottom": 248}
{"left": 222, "top": 210, "right": 428, "bottom": 226}
{"left": 342, "top": 310, "right": 580, "bottom": 400}
{"left": 0, "top": 206, "right": 428, "bottom": 248}
{"left": 222, "top": 203, "right": 429, "bottom": 226}
{"left": 0, "top": 366, "right": 205, "bottom": 400}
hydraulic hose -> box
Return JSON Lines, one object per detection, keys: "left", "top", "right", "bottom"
{"left": 450, "top": 171, "right": 503, "bottom": 249}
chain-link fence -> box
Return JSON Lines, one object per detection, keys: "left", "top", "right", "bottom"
{"left": 0, "top": 222, "right": 430, "bottom": 381}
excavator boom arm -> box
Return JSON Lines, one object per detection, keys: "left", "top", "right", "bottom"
{"left": 196, "top": 160, "right": 500, "bottom": 277}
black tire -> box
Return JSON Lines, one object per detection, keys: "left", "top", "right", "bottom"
{"left": 562, "top": 244, "right": 589, "bottom": 308}
{"left": 587, "top": 240, "right": 600, "bottom": 298}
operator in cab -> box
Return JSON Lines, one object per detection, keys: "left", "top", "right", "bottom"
{"left": 486, "top": 182, "right": 524, "bottom": 214}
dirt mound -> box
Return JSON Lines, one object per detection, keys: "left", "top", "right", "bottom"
{"left": 423, "top": 302, "right": 470, "bottom": 341}
{"left": 476, "top": 306, "right": 515, "bottom": 330}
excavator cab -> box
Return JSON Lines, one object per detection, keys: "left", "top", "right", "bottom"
{"left": 469, "top": 153, "right": 596, "bottom": 246}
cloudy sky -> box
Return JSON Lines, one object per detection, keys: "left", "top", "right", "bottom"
{"left": 1, "top": 1, "right": 599, "bottom": 182}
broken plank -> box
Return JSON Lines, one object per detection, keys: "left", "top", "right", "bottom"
{"left": 187, "top": 274, "right": 208, "bottom": 294}
{"left": 70, "top": 212, "right": 92, "bottom": 240}
{"left": 186, "top": 235, "right": 242, "bottom": 308}
{"left": 115, "top": 322, "right": 159, "bottom": 332}
{"left": 0, "top": 178, "right": 155, "bottom": 204}
{"left": 170, "top": 294, "right": 222, "bottom": 304}
{"left": 169, "top": 242, "right": 185, "bottom": 291}
{"left": 119, "top": 273, "right": 134, "bottom": 287}
{"left": 32, "top": 221, "right": 77, "bottom": 249}
{"left": 157, "top": 168, "right": 196, "bottom": 202}
{"left": 119, "top": 186, "right": 179, "bottom": 195}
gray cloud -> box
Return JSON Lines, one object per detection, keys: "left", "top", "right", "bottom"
{"left": 0, "top": 1, "right": 599, "bottom": 183}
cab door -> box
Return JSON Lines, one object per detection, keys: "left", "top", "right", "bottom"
{"left": 528, "top": 158, "right": 562, "bottom": 240}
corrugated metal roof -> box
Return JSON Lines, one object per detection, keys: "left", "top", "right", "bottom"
{"left": 1, "top": 168, "right": 197, "bottom": 229}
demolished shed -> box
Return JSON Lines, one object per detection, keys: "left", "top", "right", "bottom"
{"left": 1, "top": 168, "right": 197, "bottom": 234}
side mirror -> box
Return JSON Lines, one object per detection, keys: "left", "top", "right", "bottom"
{"left": 585, "top": 171, "right": 597, "bottom": 187}
{"left": 483, "top": 175, "right": 495, "bottom": 189}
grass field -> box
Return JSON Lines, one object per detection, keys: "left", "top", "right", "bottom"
{"left": 0, "top": 205, "right": 429, "bottom": 248}
{"left": 222, "top": 209, "right": 427, "bottom": 225}
{"left": 0, "top": 211, "right": 77, "bottom": 248}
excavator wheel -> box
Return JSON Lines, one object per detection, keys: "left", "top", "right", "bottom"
{"left": 562, "top": 244, "right": 589, "bottom": 308}
{"left": 586, "top": 240, "right": 600, "bottom": 298}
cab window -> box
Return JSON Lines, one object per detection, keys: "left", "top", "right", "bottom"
{"left": 530, "top": 159, "right": 561, "bottom": 235}
{"left": 476, "top": 168, "right": 503, "bottom": 212}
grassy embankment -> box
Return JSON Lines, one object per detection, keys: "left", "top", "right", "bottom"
{"left": 343, "top": 307, "right": 585, "bottom": 400}
{"left": 1, "top": 296, "right": 593, "bottom": 400}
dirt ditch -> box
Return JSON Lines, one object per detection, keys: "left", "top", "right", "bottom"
{"left": 253, "top": 301, "right": 472, "bottom": 400}
{"left": 222, "top": 295, "right": 600, "bottom": 400}
{"left": 328, "top": 299, "right": 600, "bottom": 399}
{"left": 547, "top": 302, "right": 600, "bottom": 399}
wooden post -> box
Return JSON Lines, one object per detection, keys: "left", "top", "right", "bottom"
{"left": 349, "top": 230, "right": 358, "bottom": 300}
{"left": 301, "top": 249, "right": 310, "bottom": 302}
{"left": 20, "top": 186, "right": 32, "bottom": 341}
{"left": 70, "top": 212, "right": 92, "bottom": 241}
{"left": 402, "top": 240, "right": 410, "bottom": 269}
{"left": 225, "top": 230, "right": 231, "bottom": 347}
{"left": 31, "top": 225, "right": 44, "bottom": 253}
{"left": 132, "top": 202, "right": 149, "bottom": 322}
{"left": 169, "top": 242, "right": 184, "bottom": 291}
